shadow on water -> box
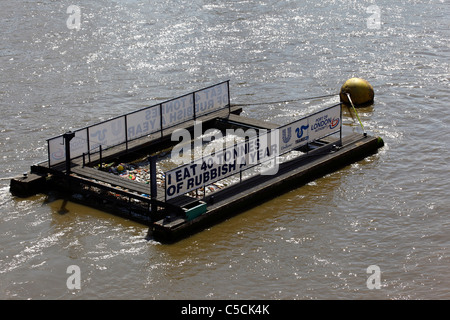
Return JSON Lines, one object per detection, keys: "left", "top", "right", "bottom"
{"left": 57, "top": 199, "right": 70, "bottom": 215}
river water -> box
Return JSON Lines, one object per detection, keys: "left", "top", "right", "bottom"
{"left": 0, "top": 0, "right": 448, "bottom": 300}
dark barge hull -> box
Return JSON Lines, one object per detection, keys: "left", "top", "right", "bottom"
{"left": 151, "top": 132, "right": 384, "bottom": 243}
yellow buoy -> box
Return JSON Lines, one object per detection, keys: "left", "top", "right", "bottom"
{"left": 339, "top": 78, "right": 374, "bottom": 107}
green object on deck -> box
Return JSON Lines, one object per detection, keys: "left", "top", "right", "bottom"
{"left": 184, "top": 201, "right": 207, "bottom": 221}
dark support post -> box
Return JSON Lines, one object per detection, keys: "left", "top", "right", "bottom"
{"left": 159, "top": 104, "right": 163, "bottom": 138}
{"left": 227, "top": 80, "right": 231, "bottom": 114}
{"left": 124, "top": 115, "right": 128, "bottom": 151}
{"left": 63, "top": 131, "right": 75, "bottom": 175}
{"left": 47, "top": 140, "right": 51, "bottom": 168}
{"left": 340, "top": 103, "right": 343, "bottom": 146}
{"left": 87, "top": 127, "right": 91, "bottom": 163}
{"left": 149, "top": 155, "right": 158, "bottom": 215}
{"left": 193, "top": 92, "right": 196, "bottom": 120}
{"left": 306, "top": 118, "right": 310, "bottom": 154}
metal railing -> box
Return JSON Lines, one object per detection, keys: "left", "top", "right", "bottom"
{"left": 47, "top": 81, "right": 231, "bottom": 167}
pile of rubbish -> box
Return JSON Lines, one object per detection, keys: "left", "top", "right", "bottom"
{"left": 93, "top": 147, "right": 303, "bottom": 199}
{"left": 96, "top": 160, "right": 231, "bottom": 198}
{"left": 96, "top": 160, "right": 165, "bottom": 188}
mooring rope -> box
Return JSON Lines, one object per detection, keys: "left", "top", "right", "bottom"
{"left": 231, "top": 93, "right": 338, "bottom": 107}
{"left": 345, "top": 93, "right": 366, "bottom": 134}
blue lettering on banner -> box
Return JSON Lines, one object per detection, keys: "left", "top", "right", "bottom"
{"left": 279, "top": 119, "right": 309, "bottom": 153}
{"left": 295, "top": 124, "right": 309, "bottom": 144}
{"left": 162, "top": 96, "right": 193, "bottom": 127}
{"left": 282, "top": 127, "right": 291, "bottom": 143}
{"left": 145, "top": 108, "right": 158, "bottom": 120}
{"left": 307, "top": 104, "right": 341, "bottom": 142}
{"left": 311, "top": 116, "right": 331, "bottom": 132}
{"left": 311, "top": 115, "right": 339, "bottom": 132}
{"left": 295, "top": 125, "right": 309, "bottom": 139}
{"left": 89, "top": 118, "right": 126, "bottom": 149}
{"left": 127, "top": 107, "right": 161, "bottom": 140}
{"left": 111, "top": 120, "right": 122, "bottom": 136}
{"left": 91, "top": 129, "right": 107, "bottom": 142}
{"left": 195, "top": 82, "right": 229, "bottom": 117}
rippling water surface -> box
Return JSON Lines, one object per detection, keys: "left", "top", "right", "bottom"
{"left": 1, "top": 0, "right": 449, "bottom": 299}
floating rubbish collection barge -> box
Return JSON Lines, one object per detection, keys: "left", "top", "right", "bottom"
{"left": 10, "top": 81, "right": 384, "bottom": 243}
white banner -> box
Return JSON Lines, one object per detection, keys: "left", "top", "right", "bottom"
{"left": 48, "top": 129, "right": 88, "bottom": 166}
{"left": 165, "top": 131, "right": 278, "bottom": 200}
{"left": 161, "top": 94, "right": 194, "bottom": 128}
{"left": 47, "top": 81, "right": 230, "bottom": 167}
{"left": 195, "top": 82, "right": 229, "bottom": 117}
{"left": 48, "top": 136, "right": 64, "bottom": 166}
{"left": 308, "top": 104, "right": 341, "bottom": 142}
{"left": 89, "top": 117, "right": 126, "bottom": 151}
{"left": 279, "top": 117, "right": 309, "bottom": 153}
{"left": 127, "top": 105, "right": 161, "bottom": 140}
{"left": 164, "top": 103, "right": 341, "bottom": 199}
{"left": 278, "top": 104, "right": 341, "bottom": 154}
